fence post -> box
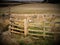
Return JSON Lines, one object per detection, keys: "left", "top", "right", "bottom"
{"left": 43, "top": 15, "right": 46, "bottom": 38}
{"left": 24, "top": 18, "right": 28, "bottom": 37}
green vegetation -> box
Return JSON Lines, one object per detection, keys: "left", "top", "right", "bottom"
{"left": 19, "top": 40, "right": 33, "bottom": 45}
{"left": 45, "top": 27, "right": 51, "bottom": 31}
{"left": 29, "top": 31, "right": 43, "bottom": 34}
{"left": 46, "top": 33, "right": 54, "bottom": 35}
{"left": 18, "top": 36, "right": 54, "bottom": 45}
{"left": 29, "top": 26, "right": 43, "bottom": 30}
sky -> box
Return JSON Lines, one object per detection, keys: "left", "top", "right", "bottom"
{"left": 0, "top": 0, "right": 60, "bottom": 3}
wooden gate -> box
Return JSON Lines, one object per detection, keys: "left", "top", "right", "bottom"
{"left": 9, "top": 14, "right": 60, "bottom": 39}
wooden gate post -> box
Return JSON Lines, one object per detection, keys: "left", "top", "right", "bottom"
{"left": 24, "top": 19, "right": 28, "bottom": 37}
{"left": 43, "top": 15, "right": 46, "bottom": 38}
